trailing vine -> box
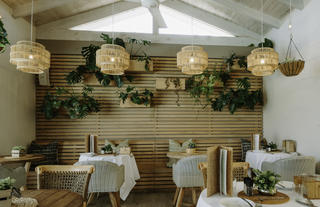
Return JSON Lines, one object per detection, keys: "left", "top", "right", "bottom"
{"left": 165, "top": 77, "right": 182, "bottom": 106}
{"left": 119, "top": 86, "right": 153, "bottom": 106}
{"left": 0, "top": 18, "right": 10, "bottom": 53}
{"left": 41, "top": 86, "right": 100, "bottom": 120}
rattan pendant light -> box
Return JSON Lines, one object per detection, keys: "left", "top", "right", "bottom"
{"left": 247, "top": 0, "right": 278, "bottom": 76}
{"left": 177, "top": 17, "right": 208, "bottom": 75}
{"left": 96, "top": 2, "right": 129, "bottom": 75}
{"left": 10, "top": 0, "right": 50, "bottom": 74}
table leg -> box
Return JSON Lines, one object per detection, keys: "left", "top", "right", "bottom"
{"left": 20, "top": 162, "right": 31, "bottom": 191}
{"left": 192, "top": 188, "right": 197, "bottom": 206}
{"left": 173, "top": 187, "right": 180, "bottom": 206}
{"left": 109, "top": 192, "right": 118, "bottom": 207}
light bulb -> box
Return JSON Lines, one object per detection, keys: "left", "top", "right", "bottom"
{"left": 288, "top": 24, "right": 292, "bottom": 29}
{"left": 189, "top": 57, "right": 195, "bottom": 63}
{"left": 29, "top": 54, "right": 34, "bottom": 59}
{"left": 111, "top": 57, "right": 115, "bottom": 62}
{"left": 260, "top": 59, "right": 265, "bottom": 64}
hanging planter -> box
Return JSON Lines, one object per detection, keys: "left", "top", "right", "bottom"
{"left": 279, "top": 59, "right": 305, "bottom": 77}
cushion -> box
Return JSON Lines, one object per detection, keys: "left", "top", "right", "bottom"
{"left": 104, "top": 139, "right": 129, "bottom": 153}
{"left": 0, "top": 166, "right": 26, "bottom": 188}
{"left": 241, "top": 139, "right": 251, "bottom": 161}
{"left": 27, "top": 141, "right": 58, "bottom": 170}
{"left": 167, "top": 139, "right": 193, "bottom": 167}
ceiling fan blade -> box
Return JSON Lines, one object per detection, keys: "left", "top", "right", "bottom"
{"left": 148, "top": 7, "right": 167, "bottom": 28}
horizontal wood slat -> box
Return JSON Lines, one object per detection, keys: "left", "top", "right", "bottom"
{"left": 33, "top": 55, "right": 263, "bottom": 191}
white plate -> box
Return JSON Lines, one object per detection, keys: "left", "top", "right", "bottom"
{"left": 220, "top": 197, "right": 255, "bottom": 207}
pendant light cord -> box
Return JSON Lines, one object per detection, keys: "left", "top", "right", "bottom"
{"left": 191, "top": 16, "right": 194, "bottom": 54}
{"left": 112, "top": 1, "right": 114, "bottom": 45}
{"left": 30, "top": 0, "right": 34, "bottom": 41}
{"left": 260, "top": 0, "right": 264, "bottom": 48}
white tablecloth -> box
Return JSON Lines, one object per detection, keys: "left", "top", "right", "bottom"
{"left": 197, "top": 182, "right": 320, "bottom": 207}
{"left": 245, "top": 151, "right": 297, "bottom": 170}
{"left": 79, "top": 154, "right": 140, "bottom": 200}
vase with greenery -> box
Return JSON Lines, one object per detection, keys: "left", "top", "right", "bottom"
{"left": 266, "top": 142, "right": 277, "bottom": 152}
{"left": 41, "top": 86, "right": 100, "bottom": 120}
{"left": 119, "top": 86, "right": 153, "bottom": 107}
{"left": 186, "top": 69, "right": 231, "bottom": 108}
{"left": 11, "top": 146, "right": 25, "bottom": 158}
{"left": 252, "top": 169, "right": 280, "bottom": 195}
{"left": 186, "top": 142, "right": 196, "bottom": 154}
{"left": 211, "top": 77, "right": 263, "bottom": 114}
{"left": 0, "top": 177, "right": 15, "bottom": 207}
{"left": 0, "top": 18, "right": 10, "bottom": 54}
{"left": 101, "top": 144, "right": 113, "bottom": 154}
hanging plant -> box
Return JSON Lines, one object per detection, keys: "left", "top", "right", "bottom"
{"left": 226, "top": 53, "right": 247, "bottom": 70}
{"left": 165, "top": 77, "right": 182, "bottom": 106}
{"left": 119, "top": 86, "right": 153, "bottom": 106}
{"left": 186, "top": 70, "right": 231, "bottom": 108}
{"left": 211, "top": 78, "right": 263, "bottom": 114}
{"left": 41, "top": 86, "right": 100, "bottom": 120}
{"left": 0, "top": 18, "right": 10, "bottom": 54}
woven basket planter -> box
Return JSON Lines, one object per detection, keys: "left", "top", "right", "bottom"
{"left": 279, "top": 60, "right": 305, "bottom": 77}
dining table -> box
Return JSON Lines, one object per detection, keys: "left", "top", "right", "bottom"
{"left": 78, "top": 153, "right": 140, "bottom": 201}
{"left": 196, "top": 182, "right": 320, "bottom": 207}
{"left": 12, "top": 189, "right": 83, "bottom": 207}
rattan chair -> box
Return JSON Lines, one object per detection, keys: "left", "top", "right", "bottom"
{"left": 36, "top": 165, "right": 95, "bottom": 207}
{"left": 198, "top": 162, "right": 250, "bottom": 188}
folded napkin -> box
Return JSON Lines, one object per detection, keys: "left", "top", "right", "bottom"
{"left": 12, "top": 197, "right": 38, "bottom": 207}
{"left": 220, "top": 197, "right": 255, "bottom": 207}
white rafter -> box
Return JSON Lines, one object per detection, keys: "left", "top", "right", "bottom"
{"left": 162, "top": 0, "right": 260, "bottom": 40}
{"left": 12, "top": 0, "right": 76, "bottom": 18}
{"left": 278, "top": 0, "right": 305, "bottom": 10}
{"left": 204, "top": 0, "right": 281, "bottom": 28}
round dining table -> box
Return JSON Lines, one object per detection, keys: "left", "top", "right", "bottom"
{"left": 15, "top": 190, "right": 83, "bottom": 207}
{"left": 196, "top": 182, "right": 320, "bottom": 207}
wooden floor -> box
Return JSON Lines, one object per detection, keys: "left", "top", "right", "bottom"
{"left": 89, "top": 190, "right": 196, "bottom": 207}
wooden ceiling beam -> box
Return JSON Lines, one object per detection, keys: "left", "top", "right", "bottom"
{"left": 162, "top": 0, "right": 260, "bottom": 40}
{"left": 205, "top": 0, "right": 282, "bottom": 28}
{"left": 12, "top": 0, "right": 75, "bottom": 18}
{"left": 277, "top": 0, "right": 305, "bottom": 10}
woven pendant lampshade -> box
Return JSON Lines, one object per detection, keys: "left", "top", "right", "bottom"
{"left": 247, "top": 47, "right": 279, "bottom": 76}
{"left": 10, "top": 41, "right": 50, "bottom": 74}
{"left": 177, "top": 46, "right": 208, "bottom": 75}
{"left": 96, "top": 44, "right": 130, "bottom": 75}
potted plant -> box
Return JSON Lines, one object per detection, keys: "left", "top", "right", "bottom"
{"left": 279, "top": 58, "right": 305, "bottom": 77}
{"left": 252, "top": 169, "right": 280, "bottom": 196}
{"left": 266, "top": 142, "right": 277, "bottom": 152}
{"left": 0, "top": 18, "right": 10, "bottom": 54}
{"left": 11, "top": 146, "right": 25, "bottom": 158}
{"left": 0, "top": 177, "right": 15, "bottom": 207}
{"left": 101, "top": 144, "right": 113, "bottom": 154}
{"left": 119, "top": 86, "right": 153, "bottom": 107}
{"left": 186, "top": 142, "right": 196, "bottom": 154}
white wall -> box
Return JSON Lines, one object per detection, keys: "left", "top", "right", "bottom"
{"left": 0, "top": 1, "right": 36, "bottom": 154}
{"left": 264, "top": 0, "right": 320, "bottom": 164}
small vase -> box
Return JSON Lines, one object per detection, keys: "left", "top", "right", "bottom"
{"left": 258, "top": 188, "right": 277, "bottom": 196}
{"left": 186, "top": 148, "right": 196, "bottom": 154}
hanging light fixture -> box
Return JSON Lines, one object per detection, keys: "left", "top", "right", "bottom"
{"left": 247, "top": 0, "right": 278, "bottom": 76}
{"left": 177, "top": 16, "right": 208, "bottom": 75}
{"left": 10, "top": 0, "right": 50, "bottom": 74}
{"left": 96, "top": 2, "right": 129, "bottom": 75}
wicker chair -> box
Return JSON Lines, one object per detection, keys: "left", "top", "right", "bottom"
{"left": 35, "top": 165, "right": 95, "bottom": 207}
{"left": 198, "top": 162, "right": 250, "bottom": 188}
{"left": 172, "top": 155, "right": 207, "bottom": 207}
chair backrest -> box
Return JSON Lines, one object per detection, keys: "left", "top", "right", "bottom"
{"left": 175, "top": 155, "right": 207, "bottom": 175}
{"left": 75, "top": 161, "right": 124, "bottom": 193}
{"left": 35, "top": 165, "right": 94, "bottom": 201}
{"left": 262, "top": 156, "right": 316, "bottom": 181}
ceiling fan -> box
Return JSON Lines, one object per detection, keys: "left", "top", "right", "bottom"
{"left": 125, "top": 0, "right": 167, "bottom": 28}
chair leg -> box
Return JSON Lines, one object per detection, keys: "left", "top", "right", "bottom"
{"left": 115, "top": 192, "right": 121, "bottom": 207}
{"left": 173, "top": 187, "right": 180, "bottom": 206}
{"left": 192, "top": 188, "right": 197, "bottom": 206}
{"left": 109, "top": 192, "right": 118, "bottom": 207}
{"left": 87, "top": 193, "right": 96, "bottom": 205}
{"left": 175, "top": 188, "right": 184, "bottom": 207}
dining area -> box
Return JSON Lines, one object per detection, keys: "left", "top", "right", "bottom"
{"left": 1, "top": 0, "right": 320, "bottom": 206}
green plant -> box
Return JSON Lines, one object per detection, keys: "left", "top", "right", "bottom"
{"left": 0, "top": 177, "right": 15, "bottom": 190}
{"left": 186, "top": 70, "right": 231, "bottom": 108}
{"left": 165, "top": 77, "right": 182, "bottom": 107}
{"left": 188, "top": 142, "right": 196, "bottom": 149}
{"left": 41, "top": 86, "right": 100, "bottom": 120}
{"left": 119, "top": 86, "right": 153, "bottom": 106}
{"left": 0, "top": 18, "right": 10, "bottom": 54}
{"left": 226, "top": 53, "right": 247, "bottom": 70}
{"left": 211, "top": 77, "right": 263, "bottom": 114}
{"left": 12, "top": 146, "right": 25, "bottom": 151}
{"left": 266, "top": 142, "right": 277, "bottom": 150}
{"left": 252, "top": 169, "right": 280, "bottom": 193}
{"left": 137, "top": 52, "right": 152, "bottom": 71}
{"left": 249, "top": 38, "right": 274, "bottom": 48}
{"left": 102, "top": 144, "right": 113, "bottom": 153}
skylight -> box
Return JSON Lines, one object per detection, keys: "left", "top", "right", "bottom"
{"left": 70, "top": 5, "right": 234, "bottom": 37}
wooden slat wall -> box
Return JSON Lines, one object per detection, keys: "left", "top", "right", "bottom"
{"left": 33, "top": 55, "right": 263, "bottom": 191}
